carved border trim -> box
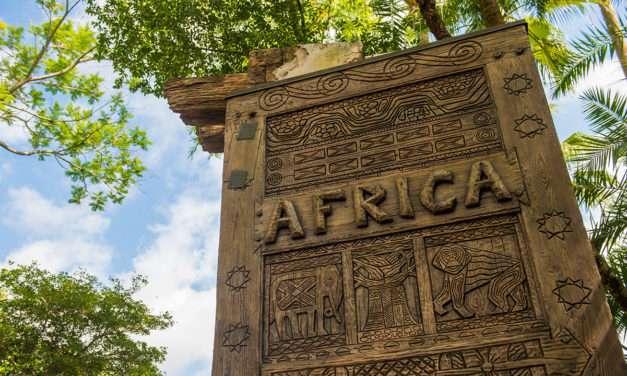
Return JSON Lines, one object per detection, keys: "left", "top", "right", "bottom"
{"left": 258, "top": 40, "right": 483, "bottom": 111}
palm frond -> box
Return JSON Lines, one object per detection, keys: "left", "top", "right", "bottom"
{"left": 581, "top": 87, "right": 627, "bottom": 142}
{"left": 531, "top": 0, "right": 589, "bottom": 24}
{"left": 526, "top": 17, "right": 571, "bottom": 80}
{"left": 551, "top": 25, "right": 622, "bottom": 97}
{"left": 569, "top": 166, "right": 622, "bottom": 207}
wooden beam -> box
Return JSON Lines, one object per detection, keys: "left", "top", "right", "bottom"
{"left": 164, "top": 43, "right": 363, "bottom": 154}
{"left": 164, "top": 73, "right": 250, "bottom": 153}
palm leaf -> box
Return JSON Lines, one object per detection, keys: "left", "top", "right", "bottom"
{"left": 531, "top": 0, "right": 589, "bottom": 24}
{"left": 526, "top": 17, "right": 571, "bottom": 80}
{"left": 564, "top": 89, "right": 627, "bottom": 172}
{"left": 552, "top": 25, "right": 623, "bottom": 97}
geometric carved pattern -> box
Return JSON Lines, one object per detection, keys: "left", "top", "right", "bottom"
{"left": 222, "top": 322, "right": 251, "bottom": 353}
{"left": 226, "top": 265, "right": 250, "bottom": 291}
{"left": 504, "top": 73, "right": 533, "bottom": 96}
{"left": 553, "top": 277, "right": 592, "bottom": 311}
{"left": 270, "top": 328, "right": 592, "bottom": 374}
{"left": 294, "top": 149, "right": 325, "bottom": 165}
{"left": 514, "top": 113, "right": 547, "bottom": 138}
{"left": 361, "top": 150, "right": 396, "bottom": 167}
{"left": 265, "top": 69, "right": 503, "bottom": 195}
{"left": 537, "top": 210, "right": 573, "bottom": 240}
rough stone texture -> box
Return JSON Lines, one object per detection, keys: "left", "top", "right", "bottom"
{"left": 271, "top": 42, "right": 363, "bottom": 81}
{"left": 164, "top": 43, "right": 364, "bottom": 153}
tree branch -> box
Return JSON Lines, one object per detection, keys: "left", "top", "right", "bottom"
{"left": 8, "top": 0, "right": 82, "bottom": 94}
{"left": 0, "top": 139, "right": 59, "bottom": 156}
{"left": 27, "top": 47, "right": 96, "bottom": 84}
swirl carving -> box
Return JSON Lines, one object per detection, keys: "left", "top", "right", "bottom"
{"left": 259, "top": 40, "right": 483, "bottom": 111}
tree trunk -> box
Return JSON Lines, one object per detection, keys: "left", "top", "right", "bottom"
{"left": 598, "top": 0, "right": 627, "bottom": 78}
{"left": 478, "top": 0, "right": 505, "bottom": 27}
{"left": 414, "top": 0, "right": 451, "bottom": 40}
{"left": 594, "top": 249, "right": 627, "bottom": 316}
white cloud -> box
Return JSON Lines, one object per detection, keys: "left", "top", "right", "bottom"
{"left": 572, "top": 59, "right": 627, "bottom": 96}
{"left": 1, "top": 186, "right": 113, "bottom": 278}
{"left": 0, "top": 162, "right": 12, "bottom": 182}
{"left": 552, "top": 59, "right": 627, "bottom": 108}
{"left": 0, "top": 123, "right": 29, "bottom": 145}
{"left": 3, "top": 186, "right": 110, "bottom": 238}
{"left": 6, "top": 239, "right": 112, "bottom": 278}
{"left": 128, "top": 190, "right": 221, "bottom": 375}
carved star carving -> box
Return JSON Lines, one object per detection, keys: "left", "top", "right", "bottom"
{"left": 514, "top": 114, "right": 547, "bottom": 138}
{"left": 553, "top": 277, "right": 591, "bottom": 311}
{"left": 503, "top": 73, "right": 533, "bottom": 96}
{"left": 537, "top": 210, "right": 573, "bottom": 240}
{"left": 222, "top": 322, "right": 250, "bottom": 353}
{"left": 226, "top": 265, "right": 250, "bottom": 292}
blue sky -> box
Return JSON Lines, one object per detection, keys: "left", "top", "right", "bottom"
{"left": 0, "top": 2, "right": 625, "bottom": 375}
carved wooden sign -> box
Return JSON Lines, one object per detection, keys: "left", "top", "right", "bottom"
{"left": 213, "top": 22, "right": 626, "bottom": 375}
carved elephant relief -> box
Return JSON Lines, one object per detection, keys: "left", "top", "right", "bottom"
{"left": 271, "top": 264, "right": 343, "bottom": 340}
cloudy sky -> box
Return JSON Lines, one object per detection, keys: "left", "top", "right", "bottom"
{"left": 1, "top": 2, "right": 625, "bottom": 375}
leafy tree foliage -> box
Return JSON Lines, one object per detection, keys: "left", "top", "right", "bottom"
{"left": 0, "top": 263, "right": 172, "bottom": 375}
{"left": 86, "top": 0, "right": 445, "bottom": 96}
{"left": 0, "top": 0, "right": 150, "bottom": 211}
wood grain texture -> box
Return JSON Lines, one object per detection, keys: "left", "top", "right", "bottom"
{"left": 486, "top": 48, "right": 626, "bottom": 374}
{"left": 212, "top": 21, "right": 626, "bottom": 376}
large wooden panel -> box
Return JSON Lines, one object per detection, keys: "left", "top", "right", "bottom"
{"left": 212, "top": 22, "right": 626, "bottom": 376}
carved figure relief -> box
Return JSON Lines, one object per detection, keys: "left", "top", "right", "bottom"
{"left": 425, "top": 224, "right": 535, "bottom": 332}
{"left": 266, "top": 254, "right": 346, "bottom": 356}
{"left": 352, "top": 241, "right": 423, "bottom": 342}
{"left": 264, "top": 69, "right": 503, "bottom": 196}
{"left": 262, "top": 214, "right": 547, "bottom": 364}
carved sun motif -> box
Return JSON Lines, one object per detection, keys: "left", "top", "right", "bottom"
{"left": 222, "top": 322, "right": 250, "bottom": 353}
{"left": 503, "top": 73, "right": 533, "bottom": 96}
{"left": 536, "top": 210, "right": 573, "bottom": 240}
{"left": 514, "top": 114, "right": 547, "bottom": 138}
{"left": 553, "top": 277, "right": 591, "bottom": 311}
{"left": 226, "top": 265, "right": 250, "bottom": 291}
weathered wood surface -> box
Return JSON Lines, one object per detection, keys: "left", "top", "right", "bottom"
{"left": 165, "top": 43, "right": 363, "bottom": 154}
{"left": 212, "top": 21, "right": 626, "bottom": 376}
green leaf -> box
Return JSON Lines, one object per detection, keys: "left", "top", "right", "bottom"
{"left": 552, "top": 24, "right": 622, "bottom": 97}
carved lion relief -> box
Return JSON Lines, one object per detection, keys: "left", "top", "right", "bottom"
{"left": 425, "top": 224, "right": 535, "bottom": 332}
